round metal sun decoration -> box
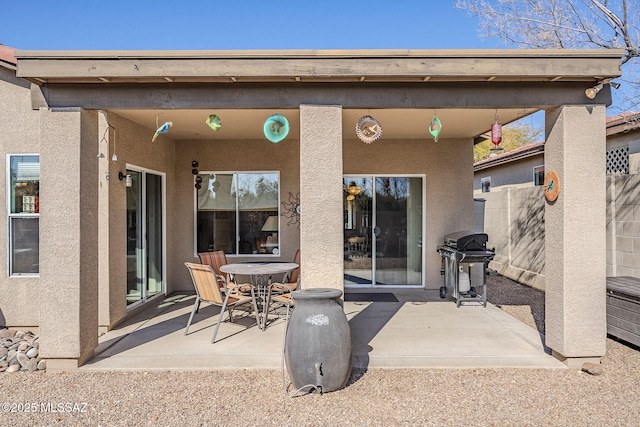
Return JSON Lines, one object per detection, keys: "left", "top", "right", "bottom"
{"left": 356, "top": 115, "right": 383, "bottom": 144}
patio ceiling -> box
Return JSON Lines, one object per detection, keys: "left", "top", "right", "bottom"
{"left": 110, "top": 107, "right": 540, "bottom": 141}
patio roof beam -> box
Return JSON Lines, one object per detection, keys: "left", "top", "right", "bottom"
{"left": 32, "top": 81, "right": 613, "bottom": 111}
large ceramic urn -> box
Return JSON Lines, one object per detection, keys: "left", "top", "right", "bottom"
{"left": 284, "top": 288, "right": 352, "bottom": 393}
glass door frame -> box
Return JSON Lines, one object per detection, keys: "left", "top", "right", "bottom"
{"left": 343, "top": 174, "right": 426, "bottom": 289}
{"left": 126, "top": 164, "right": 167, "bottom": 310}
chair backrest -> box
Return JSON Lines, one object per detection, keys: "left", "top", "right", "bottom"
{"left": 185, "top": 262, "right": 225, "bottom": 305}
{"left": 198, "top": 250, "right": 228, "bottom": 277}
{"left": 289, "top": 249, "right": 301, "bottom": 283}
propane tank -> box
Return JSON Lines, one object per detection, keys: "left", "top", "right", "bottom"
{"left": 458, "top": 266, "right": 471, "bottom": 293}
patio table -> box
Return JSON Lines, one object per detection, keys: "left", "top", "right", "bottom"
{"left": 220, "top": 262, "right": 298, "bottom": 331}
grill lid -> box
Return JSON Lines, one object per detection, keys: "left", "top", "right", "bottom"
{"left": 443, "top": 230, "right": 488, "bottom": 251}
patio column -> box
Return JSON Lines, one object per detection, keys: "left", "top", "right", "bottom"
{"left": 299, "top": 105, "right": 344, "bottom": 291}
{"left": 544, "top": 105, "right": 607, "bottom": 366}
{"left": 39, "top": 108, "right": 99, "bottom": 370}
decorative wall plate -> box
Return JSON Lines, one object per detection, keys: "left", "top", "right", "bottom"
{"left": 356, "top": 115, "right": 382, "bottom": 144}
{"left": 544, "top": 170, "right": 560, "bottom": 202}
{"left": 263, "top": 114, "right": 290, "bottom": 143}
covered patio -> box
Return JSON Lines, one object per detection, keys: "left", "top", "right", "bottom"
{"left": 85, "top": 287, "right": 562, "bottom": 371}
{"left": 10, "top": 48, "right": 623, "bottom": 370}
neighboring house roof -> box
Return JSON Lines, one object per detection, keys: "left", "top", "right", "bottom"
{"left": 474, "top": 141, "right": 545, "bottom": 172}
{"left": 0, "top": 44, "right": 17, "bottom": 70}
{"left": 606, "top": 112, "right": 640, "bottom": 136}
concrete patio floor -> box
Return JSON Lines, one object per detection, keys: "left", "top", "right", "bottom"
{"left": 83, "top": 289, "right": 565, "bottom": 371}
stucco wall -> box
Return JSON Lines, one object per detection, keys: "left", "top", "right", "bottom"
{"left": 344, "top": 137, "right": 473, "bottom": 289}
{"left": 172, "top": 137, "right": 301, "bottom": 292}
{"left": 474, "top": 154, "right": 544, "bottom": 191}
{"left": 171, "top": 133, "right": 472, "bottom": 291}
{"left": 99, "top": 112, "right": 176, "bottom": 329}
{"left": 0, "top": 68, "right": 41, "bottom": 327}
{"left": 477, "top": 186, "right": 546, "bottom": 290}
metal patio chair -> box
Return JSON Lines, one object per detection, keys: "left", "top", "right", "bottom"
{"left": 271, "top": 248, "right": 300, "bottom": 294}
{"left": 184, "top": 262, "right": 254, "bottom": 344}
{"left": 198, "top": 250, "right": 251, "bottom": 294}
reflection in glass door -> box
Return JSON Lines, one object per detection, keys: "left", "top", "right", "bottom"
{"left": 344, "top": 178, "right": 373, "bottom": 285}
{"left": 126, "top": 169, "right": 165, "bottom": 306}
{"left": 343, "top": 176, "right": 424, "bottom": 287}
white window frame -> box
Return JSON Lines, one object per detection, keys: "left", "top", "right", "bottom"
{"left": 6, "top": 154, "right": 40, "bottom": 277}
{"left": 194, "top": 171, "right": 281, "bottom": 257}
{"left": 533, "top": 165, "right": 545, "bottom": 186}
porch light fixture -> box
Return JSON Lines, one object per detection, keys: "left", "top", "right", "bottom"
{"left": 585, "top": 83, "right": 603, "bottom": 99}
{"left": 118, "top": 171, "right": 132, "bottom": 187}
{"left": 356, "top": 115, "right": 382, "bottom": 144}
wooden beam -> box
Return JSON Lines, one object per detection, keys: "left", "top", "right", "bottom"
{"left": 36, "top": 81, "right": 613, "bottom": 110}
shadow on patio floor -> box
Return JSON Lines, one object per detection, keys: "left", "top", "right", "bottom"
{"left": 83, "top": 284, "right": 562, "bottom": 371}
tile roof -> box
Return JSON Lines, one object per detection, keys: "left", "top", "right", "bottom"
{"left": 0, "top": 44, "right": 17, "bottom": 68}
{"left": 474, "top": 141, "right": 545, "bottom": 171}
{"left": 606, "top": 112, "right": 640, "bottom": 135}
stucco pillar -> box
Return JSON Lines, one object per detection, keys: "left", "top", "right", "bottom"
{"left": 544, "top": 105, "right": 607, "bottom": 366}
{"left": 299, "top": 105, "right": 344, "bottom": 291}
{"left": 39, "top": 108, "right": 99, "bottom": 370}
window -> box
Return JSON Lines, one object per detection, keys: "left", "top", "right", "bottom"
{"left": 196, "top": 172, "right": 279, "bottom": 255}
{"left": 7, "top": 155, "right": 40, "bottom": 276}
{"left": 481, "top": 177, "right": 491, "bottom": 193}
{"left": 533, "top": 165, "right": 545, "bottom": 186}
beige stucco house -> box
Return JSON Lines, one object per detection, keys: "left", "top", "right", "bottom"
{"left": 0, "top": 46, "right": 623, "bottom": 369}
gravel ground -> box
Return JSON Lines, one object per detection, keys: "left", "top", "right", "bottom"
{"left": 2, "top": 275, "right": 639, "bottom": 426}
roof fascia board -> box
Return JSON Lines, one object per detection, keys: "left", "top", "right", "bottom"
{"left": 16, "top": 49, "right": 623, "bottom": 82}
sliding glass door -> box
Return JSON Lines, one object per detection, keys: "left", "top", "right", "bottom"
{"left": 343, "top": 176, "right": 424, "bottom": 287}
{"left": 126, "top": 168, "right": 165, "bottom": 306}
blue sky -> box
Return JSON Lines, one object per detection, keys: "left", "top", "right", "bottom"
{"left": 1, "top": 1, "right": 498, "bottom": 50}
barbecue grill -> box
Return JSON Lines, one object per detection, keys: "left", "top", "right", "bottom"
{"left": 437, "top": 230, "right": 495, "bottom": 307}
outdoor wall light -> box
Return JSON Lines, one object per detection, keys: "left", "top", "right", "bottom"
{"left": 118, "top": 171, "right": 132, "bottom": 187}
{"left": 585, "top": 83, "right": 604, "bottom": 99}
